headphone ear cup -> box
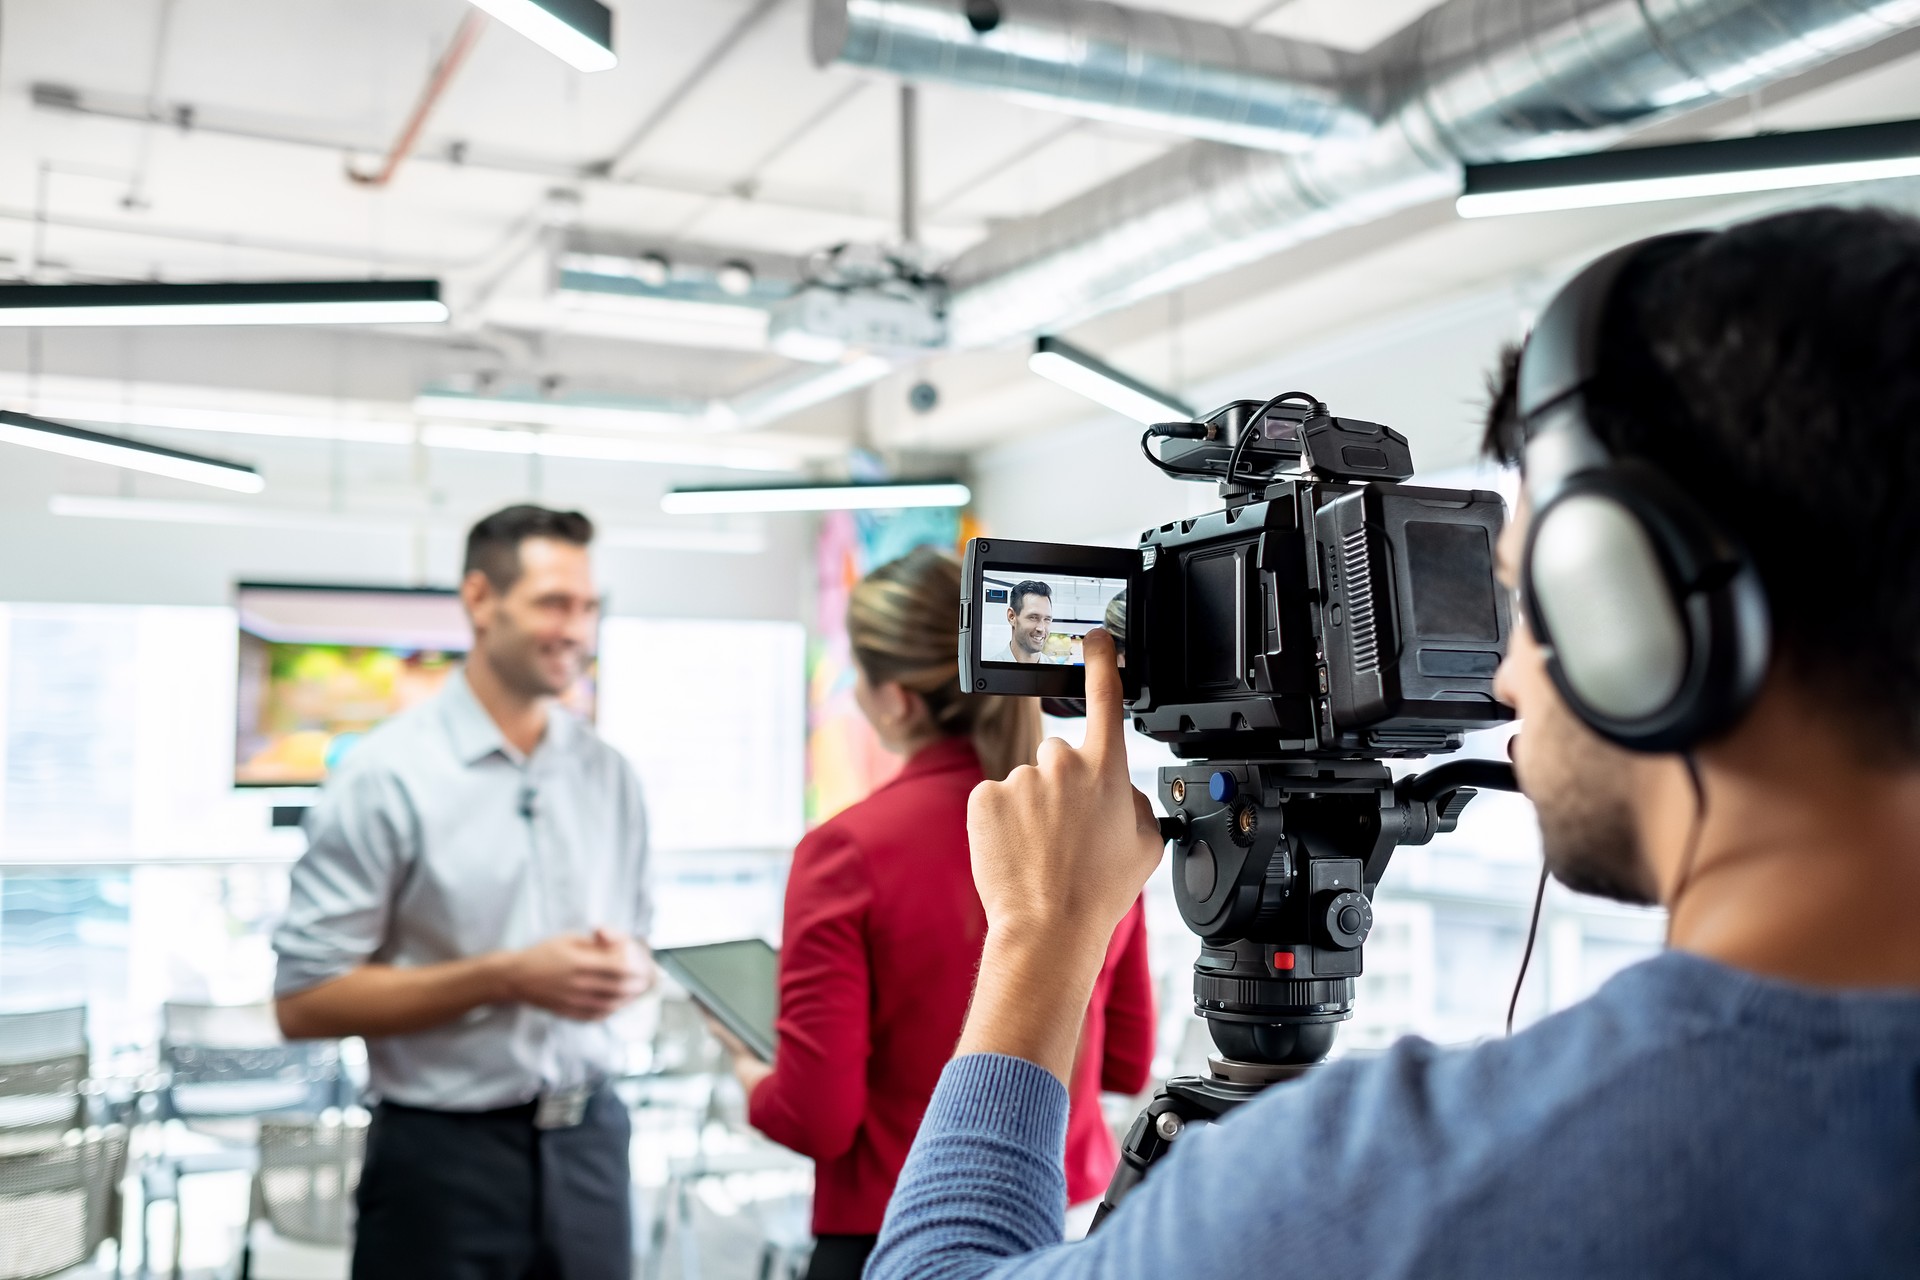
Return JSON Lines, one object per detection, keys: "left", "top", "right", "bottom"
{"left": 1522, "top": 466, "right": 1768, "bottom": 752}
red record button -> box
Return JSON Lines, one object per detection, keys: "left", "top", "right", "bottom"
{"left": 1270, "top": 949, "right": 1296, "bottom": 972}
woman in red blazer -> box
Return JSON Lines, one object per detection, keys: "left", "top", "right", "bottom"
{"left": 713, "top": 547, "right": 1154, "bottom": 1280}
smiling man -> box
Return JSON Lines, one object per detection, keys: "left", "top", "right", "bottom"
{"left": 999, "top": 580, "right": 1058, "bottom": 664}
{"left": 273, "top": 505, "right": 653, "bottom": 1280}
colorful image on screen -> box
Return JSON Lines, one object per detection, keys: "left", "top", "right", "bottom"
{"left": 234, "top": 586, "right": 471, "bottom": 786}
{"left": 980, "top": 570, "right": 1127, "bottom": 667}
{"left": 234, "top": 585, "right": 599, "bottom": 786}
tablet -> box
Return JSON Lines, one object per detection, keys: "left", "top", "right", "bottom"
{"left": 654, "top": 938, "right": 779, "bottom": 1063}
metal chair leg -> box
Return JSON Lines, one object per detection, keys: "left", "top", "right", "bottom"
{"left": 675, "top": 1176, "right": 701, "bottom": 1280}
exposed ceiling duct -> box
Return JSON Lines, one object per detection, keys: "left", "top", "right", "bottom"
{"left": 817, "top": 0, "right": 1920, "bottom": 348}
{"left": 812, "top": 0, "right": 1372, "bottom": 151}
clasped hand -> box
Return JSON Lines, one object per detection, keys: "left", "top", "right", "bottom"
{"left": 507, "top": 928, "right": 654, "bottom": 1021}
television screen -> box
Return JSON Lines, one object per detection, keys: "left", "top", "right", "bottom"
{"left": 235, "top": 585, "right": 470, "bottom": 787}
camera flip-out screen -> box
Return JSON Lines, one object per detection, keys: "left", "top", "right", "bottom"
{"left": 961, "top": 538, "right": 1140, "bottom": 698}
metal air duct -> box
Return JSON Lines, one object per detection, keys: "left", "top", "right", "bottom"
{"left": 817, "top": 0, "right": 1920, "bottom": 347}
{"left": 812, "top": 0, "right": 1373, "bottom": 151}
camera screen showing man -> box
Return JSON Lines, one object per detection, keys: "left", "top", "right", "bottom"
{"left": 981, "top": 573, "right": 1127, "bottom": 666}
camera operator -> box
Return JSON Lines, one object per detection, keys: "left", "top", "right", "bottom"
{"left": 707, "top": 547, "right": 1154, "bottom": 1279}
{"left": 867, "top": 206, "right": 1920, "bottom": 1278}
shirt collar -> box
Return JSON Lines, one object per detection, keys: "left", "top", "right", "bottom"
{"left": 441, "top": 667, "right": 509, "bottom": 765}
{"left": 440, "top": 666, "right": 577, "bottom": 767}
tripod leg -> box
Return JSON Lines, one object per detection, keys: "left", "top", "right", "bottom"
{"left": 1090, "top": 1092, "right": 1193, "bottom": 1229}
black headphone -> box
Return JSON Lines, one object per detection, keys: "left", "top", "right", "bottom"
{"left": 1516, "top": 232, "right": 1770, "bottom": 753}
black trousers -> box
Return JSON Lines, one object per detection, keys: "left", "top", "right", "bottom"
{"left": 804, "top": 1234, "right": 877, "bottom": 1280}
{"left": 353, "top": 1087, "right": 631, "bottom": 1280}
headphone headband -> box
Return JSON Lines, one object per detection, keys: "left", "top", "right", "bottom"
{"left": 1517, "top": 232, "right": 1712, "bottom": 425}
{"left": 1515, "top": 229, "right": 1769, "bottom": 753}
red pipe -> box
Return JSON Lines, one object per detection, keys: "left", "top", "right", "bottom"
{"left": 350, "top": 10, "right": 489, "bottom": 188}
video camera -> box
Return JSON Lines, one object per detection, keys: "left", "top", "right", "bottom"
{"left": 959, "top": 391, "right": 1518, "bottom": 1220}
{"left": 960, "top": 393, "right": 1510, "bottom": 755}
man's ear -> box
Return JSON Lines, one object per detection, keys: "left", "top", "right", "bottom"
{"left": 461, "top": 569, "right": 495, "bottom": 633}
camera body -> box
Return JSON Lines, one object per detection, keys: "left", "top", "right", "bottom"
{"left": 1007, "top": 396, "right": 1528, "bottom": 1223}
{"left": 960, "top": 399, "right": 1513, "bottom": 760}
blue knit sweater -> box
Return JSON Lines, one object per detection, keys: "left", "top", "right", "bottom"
{"left": 870, "top": 951, "right": 1920, "bottom": 1279}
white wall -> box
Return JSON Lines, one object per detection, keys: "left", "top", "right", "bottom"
{"left": 0, "top": 436, "right": 814, "bottom": 618}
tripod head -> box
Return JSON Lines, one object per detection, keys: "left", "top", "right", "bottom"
{"left": 1156, "top": 756, "right": 1517, "bottom": 1069}
{"left": 1092, "top": 756, "right": 1518, "bottom": 1229}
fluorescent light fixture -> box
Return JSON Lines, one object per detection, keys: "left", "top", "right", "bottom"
{"left": 661, "top": 480, "right": 971, "bottom": 515}
{"left": 413, "top": 388, "right": 710, "bottom": 432}
{"left": 1029, "top": 335, "right": 1195, "bottom": 425}
{"left": 420, "top": 422, "right": 805, "bottom": 472}
{"left": 50, "top": 495, "right": 376, "bottom": 531}
{"left": 0, "top": 279, "right": 448, "bottom": 327}
{"left": 729, "top": 355, "right": 893, "bottom": 430}
{"left": 25, "top": 397, "right": 414, "bottom": 445}
{"left": 50, "top": 495, "right": 766, "bottom": 554}
{"left": 542, "top": 288, "right": 773, "bottom": 352}
{"left": 768, "top": 326, "right": 849, "bottom": 363}
{"left": 467, "top": 0, "right": 615, "bottom": 72}
{"left": 1458, "top": 118, "right": 1920, "bottom": 217}
{"left": 1, "top": 410, "right": 265, "bottom": 492}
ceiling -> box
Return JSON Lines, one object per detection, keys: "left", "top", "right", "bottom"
{"left": 2, "top": 0, "right": 1920, "bottom": 501}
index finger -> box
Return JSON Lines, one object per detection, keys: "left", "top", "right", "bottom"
{"left": 1080, "top": 627, "right": 1128, "bottom": 763}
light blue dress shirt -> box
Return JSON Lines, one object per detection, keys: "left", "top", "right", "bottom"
{"left": 272, "top": 668, "right": 651, "bottom": 1111}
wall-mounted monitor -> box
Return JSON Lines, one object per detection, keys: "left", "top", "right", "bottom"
{"left": 234, "top": 584, "right": 470, "bottom": 787}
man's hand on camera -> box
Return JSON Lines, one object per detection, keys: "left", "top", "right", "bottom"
{"left": 502, "top": 930, "right": 649, "bottom": 1021}
{"left": 960, "top": 627, "right": 1164, "bottom": 1084}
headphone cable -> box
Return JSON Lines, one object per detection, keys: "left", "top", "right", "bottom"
{"left": 1509, "top": 753, "right": 1709, "bottom": 1034}
{"left": 1506, "top": 862, "right": 1549, "bottom": 1037}
{"left": 1664, "top": 753, "right": 1708, "bottom": 947}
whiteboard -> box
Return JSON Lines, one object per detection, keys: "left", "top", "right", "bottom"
{"left": 596, "top": 618, "right": 806, "bottom": 853}
{"left": 0, "top": 605, "right": 806, "bottom": 862}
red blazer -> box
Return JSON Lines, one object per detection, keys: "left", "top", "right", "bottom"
{"left": 748, "top": 736, "right": 1155, "bottom": 1233}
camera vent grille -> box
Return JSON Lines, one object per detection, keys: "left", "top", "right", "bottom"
{"left": 1342, "top": 528, "right": 1379, "bottom": 675}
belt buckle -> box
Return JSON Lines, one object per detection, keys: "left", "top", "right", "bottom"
{"left": 534, "top": 1085, "right": 591, "bottom": 1130}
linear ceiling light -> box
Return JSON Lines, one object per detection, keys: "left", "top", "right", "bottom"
{"left": 24, "top": 397, "right": 415, "bottom": 445}
{"left": 48, "top": 495, "right": 765, "bottom": 554}
{"left": 0, "top": 280, "right": 448, "bottom": 327}
{"left": 468, "top": 0, "right": 615, "bottom": 73}
{"left": 1029, "top": 335, "right": 1195, "bottom": 425}
{"left": 726, "top": 355, "right": 894, "bottom": 430}
{"left": 0, "top": 410, "right": 264, "bottom": 492}
{"left": 414, "top": 388, "right": 712, "bottom": 432}
{"left": 419, "top": 423, "right": 807, "bottom": 473}
{"left": 661, "top": 480, "right": 972, "bottom": 515}
{"left": 1457, "top": 118, "right": 1920, "bottom": 217}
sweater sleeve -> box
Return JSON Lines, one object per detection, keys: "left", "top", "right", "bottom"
{"left": 870, "top": 1041, "right": 1431, "bottom": 1280}
{"left": 748, "top": 824, "right": 874, "bottom": 1160}
{"left": 1099, "top": 901, "right": 1155, "bottom": 1096}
